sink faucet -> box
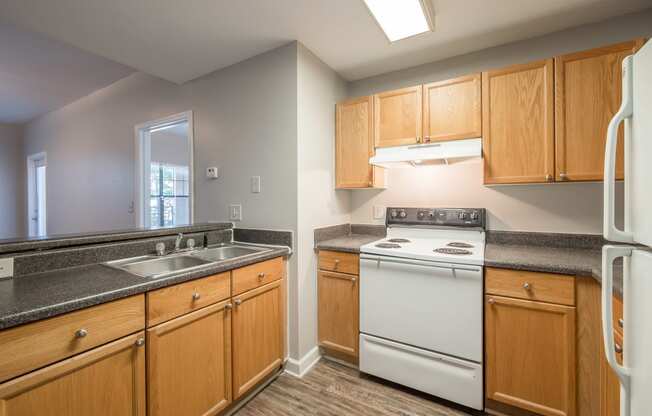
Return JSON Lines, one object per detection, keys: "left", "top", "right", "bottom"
{"left": 175, "top": 233, "right": 183, "bottom": 252}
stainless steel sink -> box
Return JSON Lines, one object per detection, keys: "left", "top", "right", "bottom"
{"left": 104, "top": 244, "right": 271, "bottom": 278}
{"left": 105, "top": 254, "right": 212, "bottom": 278}
{"left": 191, "top": 244, "right": 269, "bottom": 262}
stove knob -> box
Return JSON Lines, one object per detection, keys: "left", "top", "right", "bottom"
{"left": 399, "top": 211, "right": 407, "bottom": 218}
{"left": 458, "top": 212, "right": 466, "bottom": 220}
{"left": 471, "top": 211, "right": 479, "bottom": 221}
{"left": 390, "top": 210, "right": 398, "bottom": 218}
{"left": 417, "top": 211, "right": 425, "bottom": 220}
{"left": 428, "top": 212, "right": 435, "bottom": 219}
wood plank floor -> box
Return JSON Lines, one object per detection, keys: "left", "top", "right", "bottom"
{"left": 236, "top": 359, "right": 473, "bottom": 416}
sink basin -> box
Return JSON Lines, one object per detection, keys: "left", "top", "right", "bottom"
{"left": 107, "top": 254, "right": 213, "bottom": 278}
{"left": 191, "top": 244, "right": 268, "bottom": 262}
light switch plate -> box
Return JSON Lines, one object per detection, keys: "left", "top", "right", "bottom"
{"left": 251, "top": 176, "right": 261, "bottom": 193}
{"left": 229, "top": 204, "right": 242, "bottom": 221}
{"left": 0, "top": 258, "right": 14, "bottom": 279}
{"left": 373, "top": 206, "right": 386, "bottom": 220}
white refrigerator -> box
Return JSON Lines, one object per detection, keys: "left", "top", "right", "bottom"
{"left": 602, "top": 38, "right": 652, "bottom": 416}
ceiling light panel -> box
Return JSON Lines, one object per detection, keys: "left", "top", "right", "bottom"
{"left": 364, "top": 0, "right": 434, "bottom": 42}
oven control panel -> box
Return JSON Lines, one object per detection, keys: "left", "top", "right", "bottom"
{"left": 386, "top": 207, "right": 485, "bottom": 228}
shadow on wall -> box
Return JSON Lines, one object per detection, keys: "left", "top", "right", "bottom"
{"left": 349, "top": 160, "right": 623, "bottom": 234}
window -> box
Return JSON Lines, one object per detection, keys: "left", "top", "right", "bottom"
{"left": 149, "top": 162, "right": 190, "bottom": 227}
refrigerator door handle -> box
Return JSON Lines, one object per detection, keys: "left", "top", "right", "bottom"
{"left": 604, "top": 56, "right": 634, "bottom": 243}
{"left": 602, "top": 246, "right": 632, "bottom": 393}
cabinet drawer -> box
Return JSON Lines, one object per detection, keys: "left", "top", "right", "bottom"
{"left": 232, "top": 257, "right": 284, "bottom": 296}
{"left": 318, "top": 250, "right": 359, "bottom": 275}
{"left": 0, "top": 295, "right": 144, "bottom": 383}
{"left": 147, "top": 272, "right": 231, "bottom": 327}
{"left": 486, "top": 267, "right": 576, "bottom": 306}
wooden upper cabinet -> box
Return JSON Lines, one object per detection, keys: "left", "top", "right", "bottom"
{"left": 232, "top": 280, "right": 283, "bottom": 399}
{"left": 335, "top": 96, "right": 385, "bottom": 189}
{"left": 482, "top": 59, "right": 555, "bottom": 184}
{"left": 485, "top": 295, "right": 576, "bottom": 416}
{"left": 0, "top": 333, "right": 146, "bottom": 416}
{"left": 318, "top": 270, "right": 359, "bottom": 358}
{"left": 423, "top": 74, "right": 482, "bottom": 142}
{"left": 374, "top": 86, "right": 423, "bottom": 148}
{"left": 555, "top": 40, "right": 644, "bottom": 181}
{"left": 147, "top": 301, "right": 232, "bottom": 416}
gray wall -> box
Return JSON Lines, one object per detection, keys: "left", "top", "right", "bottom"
{"left": 0, "top": 123, "right": 24, "bottom": 238}
{"left": 21, "top": 43, "right": 299, "bottom": 238}
{"left": 347, "top": 10, "right": 652, "bottom": 233}
{"left": 294, "top": 44, "right": 349, "bottom": 364}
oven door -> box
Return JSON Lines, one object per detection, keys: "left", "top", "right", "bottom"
{"left": 360, "top": 253, "right": 483, "bottom": 362}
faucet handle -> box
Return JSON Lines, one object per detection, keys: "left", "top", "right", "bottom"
{"left": 155, "top": 242, "right": 166, "bottom": 256}
{"left": 187, "top": 238, "right": 196, "bottom": 250}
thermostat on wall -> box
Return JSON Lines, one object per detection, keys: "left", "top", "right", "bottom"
{"left": 206, "top": 167, "right": 219, "bottom": 179}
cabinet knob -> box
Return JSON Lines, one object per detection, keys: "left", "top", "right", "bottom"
{"left": 416, "top": 137, "right": 422, "bottom": 143}
{"left": 615, "top": 343, "right": 623, "bottom": 354}
{"left": 618, "top": 318, "right": 624, "bottom": 328}
{"left": 523, "top": 282, "right": 532, "bottom": 291}
{"left": 559, "top": 173, "right": 568, "bottom": 180}
{"left": 234, "top": 299, "right": 242, "bottom": 306}
{"left": 258, "top": 272, "right": 266, "bottom": 280}
{"left": 351, "top": 277, "right": 357, "bottom": 283}
{"left": 545, "top": 174, "right": 553, "bottom": 182}
{"left": 75, "top": 329, "right": 88, "bottom": 339}
{"left": 192, "top": 292, "right": 201, "bottom": 301}
{"left": 487, "top": 298, "right": 495, "bottom": 305}
{"left": 225, "top": 303, "right": 233, "bottom": 310}
{"left": 135, "top": 337, "right": 145, "bottom": 347}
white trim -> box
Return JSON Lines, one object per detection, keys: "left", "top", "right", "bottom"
{"left": 284, "top": 346, "right": 321, "bottom": 378}
{"left": 26, "top": 152, "right": 47, "bottom": 237}
{"left": 134, "top": 111, "right": 195, "bottom": 228}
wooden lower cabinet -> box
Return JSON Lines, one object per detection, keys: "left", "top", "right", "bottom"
{"left": 147, "top": 301, "right": 232, "bottom": 416}
{"left": 232, "top": 280, "right": 283, "bottom": 399}
{"left": 0, "top": 332, "right": 146, "bottom": 416}
{"left": 485, "top": 295, "right": 576, "bottom": 416}
{"left": 318, "top": 270, "right": 359, "bottom": 357}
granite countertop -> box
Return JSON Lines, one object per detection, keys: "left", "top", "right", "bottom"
{"left": 485, "top": 243, "right": 623, "bottom": 298}
{"left": 0, "top": 245, "right": 290, "bottom": 331}
{"left": 315, "top": 234, "right": 383, "bottom": 253}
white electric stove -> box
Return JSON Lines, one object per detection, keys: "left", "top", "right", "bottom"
{"left": 359, "top": 207, "right": 485, "bottom": 411}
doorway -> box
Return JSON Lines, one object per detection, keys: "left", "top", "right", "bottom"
{"left": 27, "top": 152, "right": 47, "bottom": 237}
{"left": 135, "top": 112, "right": 194, "bottom": 228}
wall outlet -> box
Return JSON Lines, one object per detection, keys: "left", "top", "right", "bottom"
{"left": 373, "top": 206, "right": 386, "bottom": 220}
{"left": 229, "top": 204, "right": 242, "bottom": 221}
{"left": 0, "top": 258, "right": 14, "bottom": 279}
{"left": 206, "top": 167, "right": 219, "bottom": 179}
{"left": 251, "top": 176, "right": 261, "bottom": 193}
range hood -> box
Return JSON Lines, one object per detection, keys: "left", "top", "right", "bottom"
{"left": 369, "top": 138, "right": 482, "bottom": 168}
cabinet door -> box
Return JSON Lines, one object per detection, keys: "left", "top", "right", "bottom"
{"left": 486, "top": 295, "right": 576, "bottom": 416}
{"left": 374, "top": 86, "right": 422, "bottom": 148}
{"left": 147, "top": 301, "right": 232, "bottom": 416}
{"left": 482, "top": 60, "right": 555, "bottom": 184}
{"left": 232, "top": 280, "right": 283, "bottom": 399}
{"left": 336, "top": 96, "right": 383, "bottom": 188}
{"left": 423, "top": 74, "right": 482, "bottom": 142}
{"left": 601, "top": 326, "right": 623, "bottom": 416}
{"left": 318, "top": 270, "right": 359, "bottom": 357}
{"left": 0, "top": 332, "right": 145, "bottom": 416}
{"left": 555, "top": 40, "right": 644, "bottom": 181}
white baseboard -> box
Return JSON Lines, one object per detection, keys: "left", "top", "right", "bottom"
{"left": 284, "top": 346, "right": 321, "bottom": 378}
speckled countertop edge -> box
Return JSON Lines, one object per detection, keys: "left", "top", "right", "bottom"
{"left": 315, "top": 235, "right": 384, "bottom": 253}
{"left": 0, "top": 245, "right": 290, "bottom": 331}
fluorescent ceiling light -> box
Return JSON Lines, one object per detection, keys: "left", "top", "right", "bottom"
{"left": 364, "top": 0, "right": 434, "bottom": 42}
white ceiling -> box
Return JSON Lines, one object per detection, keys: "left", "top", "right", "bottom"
{"left": 0, "top": 22, "right": 134, "bottom": 124}
{"left": 0, "top": 0, "right": 650, "bottom": 86}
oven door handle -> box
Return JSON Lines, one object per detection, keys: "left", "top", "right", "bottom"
{"left": 360, "top": 254, "right": 481, "bottom": 273}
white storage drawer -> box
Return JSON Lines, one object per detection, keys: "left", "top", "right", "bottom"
{"left": 359, "top": 334, "right": 483, "bottom": 410}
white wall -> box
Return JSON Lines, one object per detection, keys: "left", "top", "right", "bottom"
{"left": 347, "top": 10, "right": 652, "bottom": 233}
{"left": 295, "top": 44, "right": 350, "bottom": 364}
{"left": 0, "top": 123, "right": 24, "bottom": 238}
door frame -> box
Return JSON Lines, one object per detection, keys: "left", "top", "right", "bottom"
{"left": 26, "top": 152, "right": 47, "bottom": 237}
{"left": 134, "top": 111, "right": 194, "bottom": 228}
